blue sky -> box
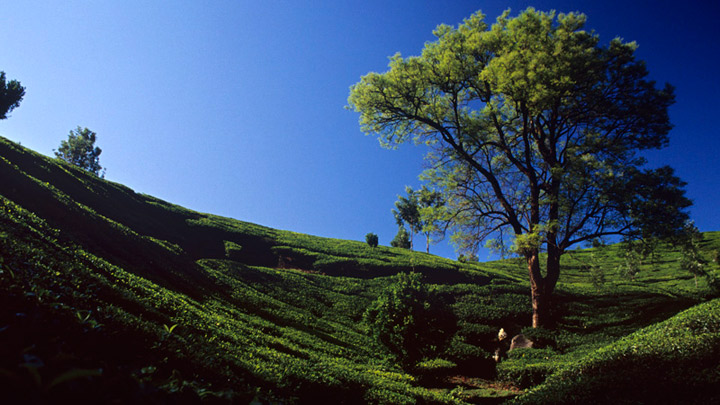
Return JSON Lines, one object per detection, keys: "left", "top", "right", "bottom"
{"left": 1, "top": 1, "right": 718, "bottom": 260}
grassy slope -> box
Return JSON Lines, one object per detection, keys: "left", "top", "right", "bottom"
{"left": 1, "top": 136, "right": 718, "bottom": 403}
{"left": 511, "top": 296, "right": 720, "bottom": 404}
{"left": 0, "top": 136, "right": 500, "bottom": 403}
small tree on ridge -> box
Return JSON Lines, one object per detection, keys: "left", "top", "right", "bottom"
{"left": 365, "top": 232, "right": 379, "bottom": 248}
{"left": 55, "top": 126, "right": 105, "bottom": 177}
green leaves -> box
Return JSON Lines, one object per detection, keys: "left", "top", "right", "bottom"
{"left": 350, "top": 7, "right": 687, "bottom": 327}
{"left": 0, "top": 71, "right": 25, "bottom": 120}
{"left": 163, "top": 323, "right": 178, "bottom": 334}
{"left": 365, "top": 232, "right": 379, "bottom": 248}
{"left": 513, "top": 298, "right": 720, "bottom": 404}
{"left": 350, "top": 6, "right": 686, "bottom": 263}
{"left": 46, "top": 368, "right": 103, "bottom": 391}
{"left": 392, "top": 186, "right": 446, "bottom": 253}
{"left": 54, "top": 126, "right": 105, "bottom": 177}
{"left": 363, "top": 272, "right": 456, "bottom": 367}
{"left": 390, "top": 226, "right": 411, "bottom": 249}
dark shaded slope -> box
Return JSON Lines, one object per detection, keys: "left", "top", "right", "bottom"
{"left": 0, "top": 136, "right": 279, "bottom": 261}
{"left": 0, "top": 137, "right": 282, "bottom": 294}
{"left": 0, "top": 136, "right": 497, "bottom": 286}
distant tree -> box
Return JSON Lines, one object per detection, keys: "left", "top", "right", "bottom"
{"left": 590, "top": 238, "right": 606, "bottom": 249}
{"left": 393, "top": 186, "right": 447, "bottom": 253}
{"left": 679, "top": 223, "right": 707, "bottom": 288}
{"left": 616, "top": 241, "right": 643, "bottom": 281}
{"left": 586, "top": 253, "right": 605, "bottom": 290}
{"left": 365, "top": 232, "right": 379, "bottom": 248}
{"left": 417, "top": 186, "right": 447, "bottom": 253}
{"left": 390, "top": 226, "right": 412, "bottom": 249}
{"left": 55, "top": 127, "right": 105, "bottom": 177}
{"left": 363, "top": 272, "right": 456, "bottom": 366}
{"left": 392, "top": 187, "right": 421, "bottom": 250}
{"left": 349, "top": 8, "right": 690, "bottom": 327}
{"left": 0, "top": 71, "right": 25, "bottom": 120}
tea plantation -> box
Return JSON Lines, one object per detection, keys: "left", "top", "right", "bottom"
{"left": 1, "top": 136, "right": 718, "bottom": 403}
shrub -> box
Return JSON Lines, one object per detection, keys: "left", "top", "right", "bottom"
{"left": 365, "top": 233, "right": 379, "bottom": 248}
{"left": 706, "top": 268, "right": 720, "bottom": 296}
{"left": 616, "top": 247, "right": 641, "bottom": 280}
{"left": 363, "top": 272, "right": 456, "bottom": 367}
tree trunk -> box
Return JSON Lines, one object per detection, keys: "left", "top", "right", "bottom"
{"left": 531, "top": 284, "right": 551, "bottom": 328}
{"left": 527, "top": 250, "right": 545, "bottom": 328}
{"left": 527, "top": 248, "right": 560, "bottom": 328}
{"left": 545, "top": 244, "right": 561, "bottom": 297}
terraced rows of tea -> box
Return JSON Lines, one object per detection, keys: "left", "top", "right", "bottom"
{"left": 1, "top": 136, "right": 719, "bottom": 403}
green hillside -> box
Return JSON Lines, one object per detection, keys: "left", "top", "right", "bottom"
{"left": 1, "top": 135, "right": 719, "bottom": 403}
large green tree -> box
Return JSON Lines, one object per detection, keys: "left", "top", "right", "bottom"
{"left": 0, "top": 71, "right": 25, "bottom": 120}
{"left": 349, "top": 9, "right": 690, "bottom": 327}
{"left": 55, "top": 126, "right": 105, "bottom": 177}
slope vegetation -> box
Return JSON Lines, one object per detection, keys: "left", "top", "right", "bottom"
{"left": 1, "top": 136, "right": 718, "bottom": 403}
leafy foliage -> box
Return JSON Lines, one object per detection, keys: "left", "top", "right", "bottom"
{"left": 457, "top": 253, "right": 479, "bottom": 263}
{"left": 365, "top": 232, "right": 379, "bottom": 248}
{"left": 392, "top": 187, "right": 421, "bottom": 250}
{"left": 54, "top": 127, "right": 104, "bottom": 177}
{"left": 679, "top": 222, "right": 711, "bottom": 288}
{"left": 392, "top": 186, "right": 446, "bottom": 253}
{"left": 615, "top": 245, "right": 642, "bottom": 281}
{"left": 363, "top": 272, "right": 457, "bottom": 366}
{"left": 390, "top": 226, "right": 411, "bottom": 249}
{"left": 349, "top": 7, "right": 690, "bottom": 327}
{"left": 0, "top": 71, "right": 25, "bottom": 119}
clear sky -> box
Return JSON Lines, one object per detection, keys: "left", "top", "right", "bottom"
{"left": 1, "top": 1, "right": 718, "bottom": 260}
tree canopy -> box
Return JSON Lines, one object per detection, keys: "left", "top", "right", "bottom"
{"left": 55, "top": 127, "right": 105, "bottom": 177}
{"left": 0, "top": 71, "right": 25, "bottom": 120}
{"left": 349, "top": 8, "right": 691, "bottom": 327}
